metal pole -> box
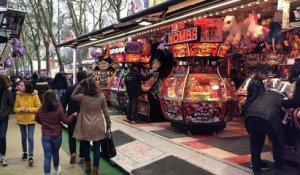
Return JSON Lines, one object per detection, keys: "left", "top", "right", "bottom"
{"left": 73, "top": 48, "right": 76, "bottom": 84}
{"left": 57, "top": 0, "right": 60, "bottom": 44}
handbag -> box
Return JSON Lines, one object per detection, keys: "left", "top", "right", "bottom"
{"left": 101, "top": 130, "right": 117, "bottom": 159}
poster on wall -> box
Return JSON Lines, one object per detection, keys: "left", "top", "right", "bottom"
{"left": 194, "top": 18, "right": 223, "bottom": 42}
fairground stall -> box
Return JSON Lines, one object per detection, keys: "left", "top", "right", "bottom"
{"left": 90, "top": 46, "right": 114, "bottom": 103}
{"left": 133, "top": 41, "right": 165, "bottom": 122}
{"left": 107, "top": 41, "right": 130, "bottom": 113}
{"left": 159, "top": 20, "right": 238, "bottom": 132}
{"left": 108, "top": 40, "right": 166, "bottom": 121}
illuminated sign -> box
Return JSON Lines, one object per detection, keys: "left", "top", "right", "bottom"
{"left": 126, "top": 42, "right": 142, "bottom": 54}
{"left": 111, "top": 63, "right": 120, "bottom": 69}
{"left": 98, "top": 61, "right": 110, "bottom": 70}
{"left": 110, "top": 47, "right": 125, "bottom": 55}
{"left": 165, "top": 27, "right": 200, "bottom": 45}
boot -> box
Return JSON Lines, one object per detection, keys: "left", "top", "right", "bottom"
{"left": 93, "top": 166, "right": 99, "bottom": 175}
{"left": 85, "top": 160, "right": 91, "bottom": 174}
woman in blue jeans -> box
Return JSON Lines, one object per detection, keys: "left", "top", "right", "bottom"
{"left": 72, "top": 78, "right": 111, "bottom": 175}
{"left": 0, "top": 75, "right": 14, "bottom": 166}
{"left": 14, "top": 80, "right": 41, "bottom": 166}
{"left": 35, "top": 90, "right": 77, "bottom": 175}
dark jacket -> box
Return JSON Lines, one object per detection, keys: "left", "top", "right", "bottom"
{"left": 35, "top": 107, "right": 76, "bottom": 136}
{"left": 52, "top": 73, "right": 68, "bottom": 90}
{"left": 62, "top": 83, "right": 80, "bottom": 116}
{"left": 245, "top": 91, "right": 285, "bottom": 142}
{"left": 281, "top": 80, "right": 300, "bottom": 109}
{"left": 242, "top": 76, "right": 266, "bottom": 113}
{"left": 125, "top": 70, "right": 152, "bottom": 98}
{"left": 0, "top": 88, "right": 14, "bottom": 121}
{"left": 35, "top": 81, "right": 49, "bottom": 101}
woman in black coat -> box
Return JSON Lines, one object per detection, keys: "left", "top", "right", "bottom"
{"left": 0, "top": 75, "right": 14, "bottom": 166}
{"left": 282, "top": 63, "right": 300, "bottom": 175}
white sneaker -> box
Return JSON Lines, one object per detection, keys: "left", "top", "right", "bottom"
{"left": 54, "top": 165, "right": 61, "bottom": 175}
{"left": 0, "top": 156, "right": 8, "bottom": 166}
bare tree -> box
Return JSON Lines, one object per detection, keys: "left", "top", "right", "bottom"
{"left": 87, "top": 0, "right": 106, "bottom": 30}
{"left": 26, "top": 0, "right": 52, "bottom": 74}
{"left": 107, "top": 0, "right": 128, "bottom": 22}
{"left": 65, "top": 0, "right": 89, "bottom": 36}
{"left": 35, "top": 0, "right": 64, "bottom": 71}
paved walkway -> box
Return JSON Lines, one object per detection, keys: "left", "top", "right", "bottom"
{"left": 2, "top": 112, "right": 297, "bottom": 175}
{"left": 0, "top": 116, "right": 84, "bottom": 175}
{"left": 110, "top": 112, "right": 298, "bottom": 175}
{"left": 110, "top": 115, "right": 252, "bottom": 175}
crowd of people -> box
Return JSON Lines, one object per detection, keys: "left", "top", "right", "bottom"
{"left": 0, "top": 70, "right": 111, "bottom": 175}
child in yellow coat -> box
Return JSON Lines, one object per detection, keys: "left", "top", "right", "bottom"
{"left": 14, "top": 80, "right": 41, "bottom": 166}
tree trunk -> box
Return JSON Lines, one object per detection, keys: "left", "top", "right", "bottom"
{"left": 45, "top": 41, "right": 50, "bottom": 75}
{"left": 37, "top": 0, "right": 64, "bottom": 72}
{"left": 14, "top": 57, "right": 19, "bottom": 76}
{"left": 27, "top": 55, "right": 33, "bottom": 74}
{"left": 23, "top": 58, "right": 26, "bottom": 75}
{"left": 34, "top": 45, "right": 41, "bottom": 75}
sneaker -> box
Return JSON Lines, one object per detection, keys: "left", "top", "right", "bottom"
{"left": 54, "top": 165, "right": 61, "bottom": 175}
{"left": 0, "top": 157, "right": 8, "bottom": 166}
{"left": 70, "top": 154, "right": 76, "bottom": 164}
{"left": 22, "top": 152, "right": 28, "bottom": 161}
{"left": 250, "top": 162, "right": 270, "bottom": 171}
{"left": 28, "top": 157, "right": 34, "bottom": 166}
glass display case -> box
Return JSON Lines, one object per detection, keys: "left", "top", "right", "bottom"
{"left": 138, "top": 71, "right": 165, "bottom": 122}
{"left": 141, "top": 72, "right": 158, "bottom": 92}
{"left": 160, "top": 65, "right": 238, "bottom": 130}
{"left": 107, "top": 68, "right": 128, "bottom": 112}
{"left": 94, "top": 67, "right": 114, "bottom": 104}
{"left": 274, "top": 80, "right": 295, "bottom": 97}
{"left": 96, "top": 71, "right": 111, "bottom": 89}
{"left": 160, "top": 66, "right": 188, "bottom": 101}
{"left": 237, "top": 77, "right": 286, "bottom": 110}
{"left": 184, "top": 73, "right": 226, "bottom": 102}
